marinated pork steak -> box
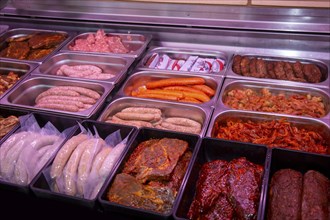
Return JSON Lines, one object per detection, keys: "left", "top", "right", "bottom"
{"left": 28, "top": 32, "right": 67, "bottom": 49}
{"left": 0, "top": 32, "right": 67, "bottom": 60}
{"left": 4, "top": 41, "right": 30, "bottom": 59}
{"left": 268, "top": 169, "right": 303, "bottom": 220}
{"left": 228, "top": 157, "right": 264, "bottom": 219}
{"left": 302, "top": 170, "right": 330, "bottom": 220}
{"left": 108, "top": 173, "right": 176, "bottom": 214}
{"left": 27, "top": 48, "right": 55, "bottom": 60}
{"left": 122, "top": 138, "right": 188, "bottom": 183}
{"left": 188, "top": 157, "right": 263, "bottom": 220}
{"left": 108, "top": 137, "right": 191, "bottom": 214}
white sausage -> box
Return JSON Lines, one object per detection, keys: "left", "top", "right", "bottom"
{"left": 51, "top": 134, "right": 88, "bottom": 179}
{"left": 76, "top": 138, "right": 105, "bottom": 196}
{"left": 114, "top": 112, "right": 161, "bottom": 122}
{"left": 164, "top": 117, "right": 202, "bottom": 129}
{"left": 121, "top": 107, "right": 161, "bottom": 114}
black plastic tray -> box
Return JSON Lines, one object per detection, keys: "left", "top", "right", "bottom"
{"left": 30, "top": 120, "right": 137, "bottom": 209}
{"left": 174, "top": 137, "right": 268, "bottom": 220}
{"left": 98, "top": 127, "right": 200, "bottom": 220}
{"left": 0, "top": 112, "right": 79, "bottom": 194}
{"left": 264, "top": 148, "right": 330, "bottom": 220}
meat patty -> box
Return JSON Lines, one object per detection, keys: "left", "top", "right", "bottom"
{"left": 249, "top": 58, "right": 258, "bottom": 77}
{"left": 301, "top": 170, "right": 329, "bottom": 220}
{"left": 303, "top": 64, "right": 322, "bottom": 83}
{"left": 240, "top": 57, "right": 250, "bottom": 76}
{"left": 267, "top": 62, "right": 276, "bottom": 79}
{"left": 292, "top": 61, "right": 305, "bottom": 80}
{"left": 232, "top": 55, "right": 242, "bottom": 75}
{"left": 274, "top": 61, "right": 287, "bottom": 80}
{"left": 268, "top": 169, "right": 303, "bottom": 220}
{"left": 256, "top": 59, "right": 267, "bottom": 78}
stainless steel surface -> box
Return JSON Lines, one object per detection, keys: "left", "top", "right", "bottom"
{"left": 217, "top": 79, "right": 330, "bottom": 120}
{"left": 0, "top": 76, "right": 113, "bottom": 119}
{"left": 98, "top": 96, "right": 212, "bottom": 137}
{"left": 137, "top": 46, "right": 229, "bottom": 76}
{"left": 0, "top": 60, "right": 36, "bottom": 100}
{"left": 61, "top": 31, "right": 152, "bottom": 59}
{"left": 117, "top": 70, "right": 223, "bottom": 107}
{"left": 206, "top": 110, "right": 330, "bottom": 145}
{"left": 33, "top": 52, "right": 134, "bottom": 85}
{"left": 0, "top": 25, "right": 8, "bottom": 35}
{"left": 0, "top": 28, "right": 71, "bottom": 63}
{"left": 226, "top": 53, "right": 330, "bottom": 88}
{"left": 3, "top": 1, "right": 330, "bottom": 33}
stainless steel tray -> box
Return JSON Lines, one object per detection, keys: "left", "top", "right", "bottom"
{"left": 0, "top": 76, "right": 113, "bottom": 119}
{"left": 226, "top": 54, "right": 330, "bottom": 88}
{"left": 61, "top": 31, "right": 152, "bottom": 58}
{"left": 0, "top": 60, "right": 36, "bottom": 100}
{"left": 117, "top": 70, "right": 223, "bottom": 108}
{"left": 98, "top": 96, "right": 213, "bottom": 137}
{"left": 0, "top": 28, "right": 71, "bottom": 63}
{"left": 206, "top": 110, "right": 330, "bottom": 154}
{"left": 0, "top": 25, "right": 9, "bottom": 35}
{"left": 137, "top": 46, "right": 229, "bottom": 76}
{"left": 32, "top": 52, "right": 134, "bottom": 85}
{"left": 217, "top": 78, "right": 330, "bottom": 120}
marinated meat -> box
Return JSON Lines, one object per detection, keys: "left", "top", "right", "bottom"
{"left": 188, "top": 158, "right": 263, "bottom": 220}
{"left": 0, "top": 71, "right": 21, "bottom": 95}
{"left": 223, "top": 88, "right": 326, "bottom": 118}
{"left": 69, "top": 29, "right": 129, "bottom": 54}
{"left": 268, "top": 169, "right": 303, "bottom": 220}
{"left": 4, "top": 41, "right": 30, "bottom": 59}
{"left": 0, "top": 115, "right": 19, "bottom": 138}
{"left": 266, "top": 62, "right": 276, "bottom": 79}
{"left": 108, "top": 138, "right": 191, "bottom": 214}
{"left": 303, "top": 63, "right": 322, "bottom": 83}
{"left": 188, "top": 160, "right": 229, "bottom": 219}
{"left": 27, "top": 48, "right": 55, "bottom": 60}
{"left": 227, "top": 158, "right": 263, "bottom": 219}
{"left": 233, "top": 55, "right": 242, "bottom": 75}
{"left": 255, "top": 59, "right": 267, "bottom": 78}
{"left": 302, "top": 170, "right": 330, "bottom": 220}
{"left": 240, "top": 57, "right": 250, "bottom": 76}
{"left": 0, "top": 32, "right": 66, "bottom": 60}
{"left": 214, "top": 119, "right": 329, "bottom": 154}
{"left": 107, "top": 173, "right": 176, "bottom": 214}
{"left": 292, "top": 61, "right": 305, "bottom": 79}
{"left": 28, "top": 32, "right": 66, "bottom": 49}
{"left": 167, "top": 151, "right": 192, "bottom": 192}
{"left": 123, "top": 138, "right": 188, "bottom": 183}
{"left": 274, "top": 61, "right": 286, "bottom": 80}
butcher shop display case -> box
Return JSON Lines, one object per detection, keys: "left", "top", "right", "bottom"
{"left": 0, "top": 0, "right": 329, "bottom": 219}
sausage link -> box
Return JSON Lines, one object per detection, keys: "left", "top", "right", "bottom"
{"left": 146, "top": 77, "right": 205, "bottom": 89}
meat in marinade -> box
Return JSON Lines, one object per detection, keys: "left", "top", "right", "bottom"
{"left": 5, "top": 41, "right": 30, "bottom": 59}
{"left": 122, "top": 138, "right": 188, "bottom": 183}
{"left": 301, "top": 170, "right": 330, "bottom": 220}
{"left": 240, "top": 57, "right": 251, "bottom": 76}
{"left": 232, "top": 55, "right": 242, "bottom": 75}
{"left": 188, "top": 158, "right": 263, "bottom": 220}
{"left": 268, "top": 169, "right": 303, "bottom": 220}
{"left": 303, "top": 64, "right": 322, "bottom": 83}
